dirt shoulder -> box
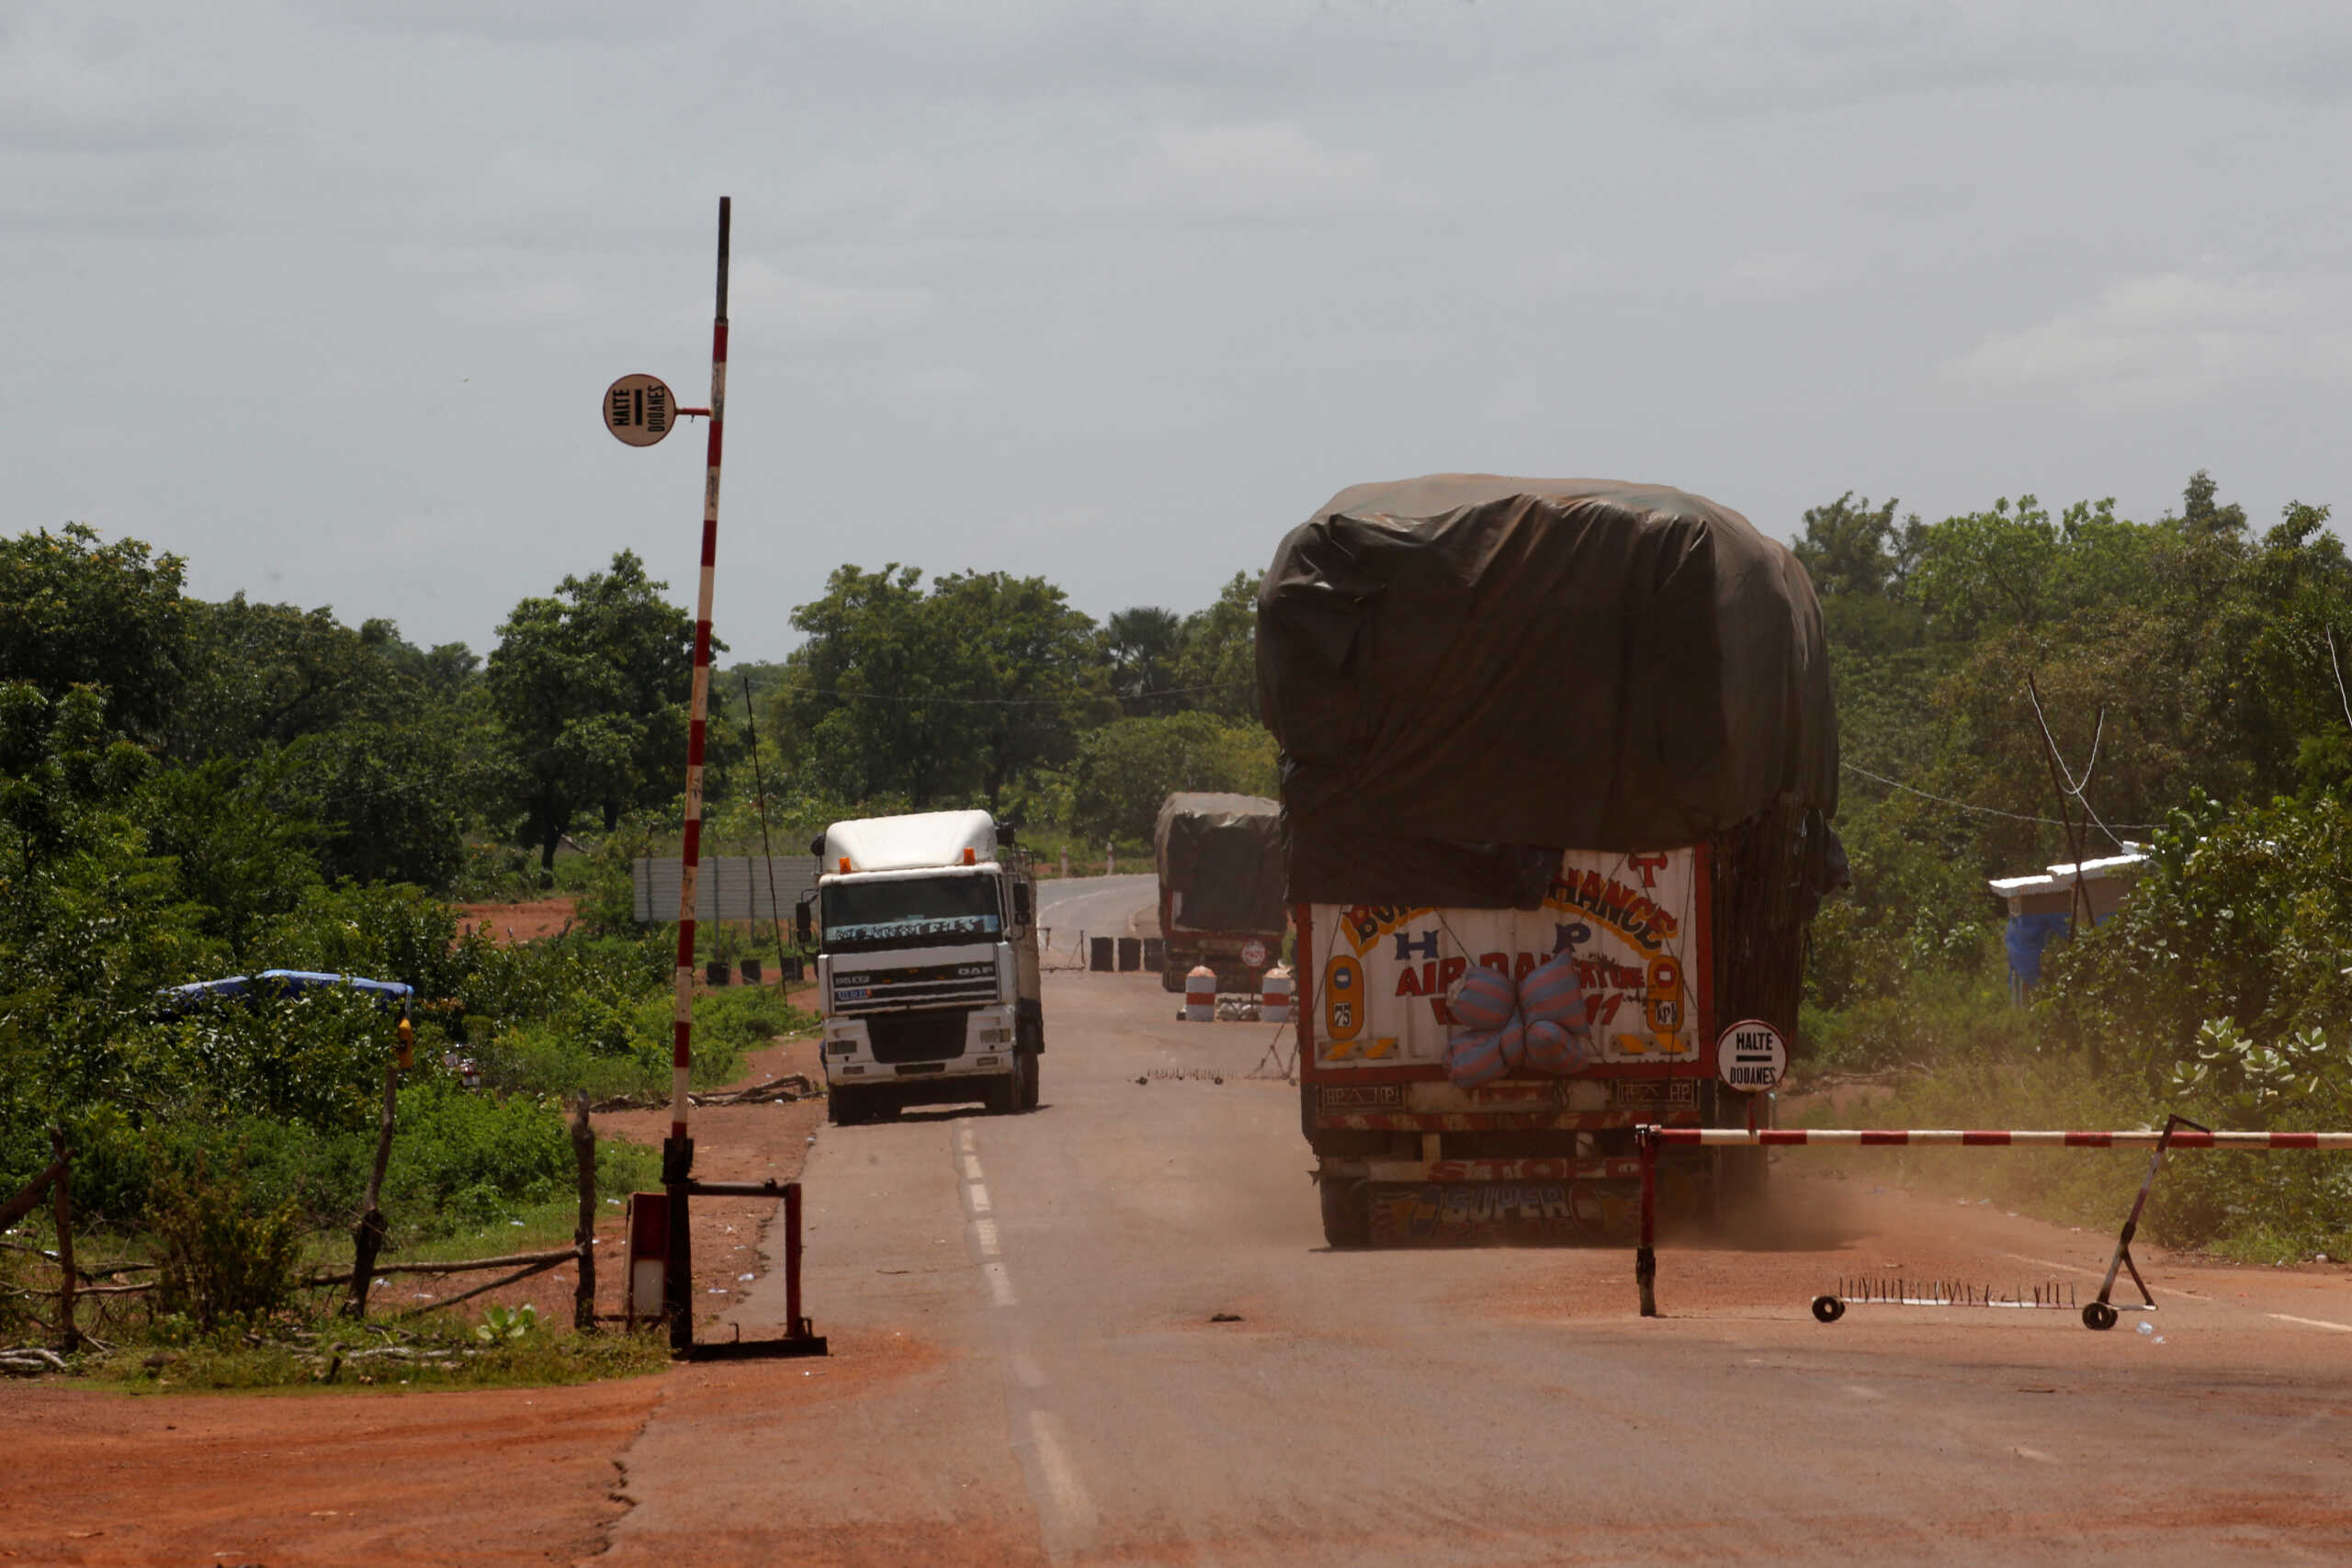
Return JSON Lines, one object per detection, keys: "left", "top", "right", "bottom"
{"left": 0, "top": 1033, "right": 828, "bottom": 1568}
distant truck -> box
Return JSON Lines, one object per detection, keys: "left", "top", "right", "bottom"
{"left": 799, "top": 810, "right": 1043, "bottom": 1123}
{"left": 1153, "top": 793, "right": 1287, "bottom": 992}
{"left": 1256, "top": 477, "right": 1844, "bottom": 1247}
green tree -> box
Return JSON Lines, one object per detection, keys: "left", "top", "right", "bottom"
{"left": 169, "top": 598, "right": 473, "bottom": 761}
{"left": 274, "top": 711, "right": 483, "bottom": 888}
{"left": 775, "top": 565, "right": 1105, "bottom": 810}
{"left": 0, "top": 525, "right": 191, "bottom": 739}
{"left": 0, "top": 682, "right": 154, "bottom": 883}
{"left": 928, "top": 570, "right": 1111, "bottom": 807}
{"left": 142, "top": 760, "right": 323, "bottom": 962}
{"left": 1104, "top": 606, "right": 1185, "bottom": 716}
{"left": 1172, "top": 572, "right": 1261, "bottom": 722}
{"left": 1066, "top": 713, "right": 1278, "bottom": 845}
{"left": 485, "top": 552, "right": 700, "bottom": 868}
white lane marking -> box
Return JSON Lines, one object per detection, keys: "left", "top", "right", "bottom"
{"left": 1010, "top": 1349, "right": 1046, "bottom": 1389}
{"left": 1026, "top": 1411, "right": 1098, "bottom": 1533}
{"left": 1844, "top": 1385, "right": 1883, "bottom": 1401}
{"left": 961, "top": 1154, "right": 985, "bottom": 1183}
{"left": 2000, "top": 1252, "right": 2211, "bottom": 1301}
{"left": 2270, "top": 1313, "right": 2352, "bottom": 1334}
{"left": 2014, "top": 1447, "right": 2058, "bottom": 1464}
{"left": 983, "top": 1261, "right": 1017, "bottom": 1306}
{"left": 957, "top": 1127, "right": 977, "bottom": 1154}
{"left": 973, "top": 1217, "right": 1001, "bottom": 1258}
{"left": 967, "top": 1180, "right": 992, "bottom": 1216}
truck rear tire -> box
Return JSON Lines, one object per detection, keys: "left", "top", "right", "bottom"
{"left": 826, "top": 1085, "right": 864, "bottom": 1126}
{"left": 1318, "top": 1174, "right": 1372, "bottom": 1249}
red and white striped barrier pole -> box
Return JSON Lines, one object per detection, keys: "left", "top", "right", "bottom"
{"left": 1645, "top": 1127, "right": 2352, "bottom": 1149}
{"left": 1634, "top": 1121, "right": 2352, "bottom": 1325}
{"left": 1635, "top": 1129, "right": 1659, "bottom": 1318}
{"left": 663, "top": 196, "right": 729, "bottom": 1353}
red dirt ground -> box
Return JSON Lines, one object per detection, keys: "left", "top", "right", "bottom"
{"left": 0, "top": 1034, "right": 831, "bottom": 1567}
{"left": 456, "top": 899, "right": 579, "bottom": 944}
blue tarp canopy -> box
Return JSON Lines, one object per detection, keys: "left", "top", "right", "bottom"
{"left": 162, "top": 970, "right": 413, "bottom": 1012}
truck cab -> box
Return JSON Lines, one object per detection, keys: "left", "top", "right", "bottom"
{"left": 803, "top": 810, "right": 1043, "bottom": 1123}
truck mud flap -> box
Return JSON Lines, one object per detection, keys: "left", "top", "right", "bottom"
{"left": 1366, "top": 1168, "right": 1696, "bottom": 1247}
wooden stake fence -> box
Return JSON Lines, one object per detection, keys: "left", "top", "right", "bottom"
{"left": 1, "top": 1086, "right": 612, "bottom": 1358}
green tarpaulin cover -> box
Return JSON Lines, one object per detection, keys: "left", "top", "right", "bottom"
{"left": 1153, "top": 793, "right": 1286, "bottom": 934}
{"left": 1257, "top": 475, "right": 1838, "bottom": 907}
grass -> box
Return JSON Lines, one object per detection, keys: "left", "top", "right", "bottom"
{"left": 387, "top": 1189, "right": 629, "bottom": 1264}
{"left": 82, "top": 1316, "right": 671, "bottom": 1393}
{"left": 1788, "top": 1051, "right": 2352, "bottom": 1264}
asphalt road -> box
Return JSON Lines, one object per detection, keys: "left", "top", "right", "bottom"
{"left": 604, "top": 965, "right": 2352, "bottom": 1567}
{"left": 1035, "top": 873, "right": 1159, "bottom": 958}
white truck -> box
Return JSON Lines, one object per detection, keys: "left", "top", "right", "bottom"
{"left": 798, "top": 810, "right": 1044, "bottom": 1123}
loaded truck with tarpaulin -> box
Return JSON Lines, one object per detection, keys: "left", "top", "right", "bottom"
{"left": 1257, "top": 475, "right": 1844, "bottom": 1247}
{"left": 1153, "top": 792, "right": 1287, "bottom": 992}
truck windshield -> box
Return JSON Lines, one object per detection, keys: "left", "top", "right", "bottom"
{"left": 822, "top": 874, "right": 1001, "bottom": 952}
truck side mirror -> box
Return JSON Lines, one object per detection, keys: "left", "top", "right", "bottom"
{"left": 794, "top": 898, "right": 814, "bottom": 948}
{"left": 1012, "top": 881, "right": 1032, "bottom": 928}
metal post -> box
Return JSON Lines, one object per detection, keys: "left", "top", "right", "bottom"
{"left": 1635, "top": 1124, "right": 1659, "bottom": 1318}
{"left": 2086, "top": 1112, "right": 2199, "bottom": 1328}
{"left": 665, "top": 195, "right": 730, "bottom": 1353}
{"left": 741, "top": 671, "right": 791, "bottom": 976}
{"left": 786, "top": 1181, "right": 805, "bottom": 1336}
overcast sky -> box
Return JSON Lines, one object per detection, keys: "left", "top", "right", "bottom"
{"left": 8, "top": 2, "right": 2351, "bottom": 660}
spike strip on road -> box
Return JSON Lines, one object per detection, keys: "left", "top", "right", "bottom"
{"left": 670, "top": 197, "right": 729, "bottom": 1146}
{"left": 1642, "top": 1128, "right": 2352, "bottom": 1148}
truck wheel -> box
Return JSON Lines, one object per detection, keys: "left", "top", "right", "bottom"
{"left": 1318, "top": 1175, "right": 1372, "bottom": 1249}
{"left": 827, "top": 1086, "right": 864, "bottom": 1126}
{"left": 1016, "top": 1022, "right": 1042, "bottom": 1111}
{"left": 1161, "top": 963, "right": 1185, "bottom": 994}
{"left": 985, "top": 1055, "right": 1023, "bottom": 1115}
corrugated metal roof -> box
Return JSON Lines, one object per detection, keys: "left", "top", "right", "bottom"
{"left": 1987, "top": 848, "right": 2147, "bottom": 898}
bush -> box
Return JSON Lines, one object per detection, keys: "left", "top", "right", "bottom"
{"left": 2044, "top": 793, "right": 2352, "bottom": 1085}
{"left": 1798, "top": 964, "right": 2036, "bottom": 1074}
{"left": 147, "top": 1143, "right": 302, "bottom": 1332}
{"left": 1798, "top": 1047, "right": 2352, "bottom": 1261}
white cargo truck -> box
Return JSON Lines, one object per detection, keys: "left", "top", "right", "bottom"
{"left": 799, "top": 810, "right": 1044, "bottom": 1123}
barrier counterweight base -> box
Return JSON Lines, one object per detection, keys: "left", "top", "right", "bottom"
{"left": 676, "top": 1178, "right": 828, "bottom": 1360}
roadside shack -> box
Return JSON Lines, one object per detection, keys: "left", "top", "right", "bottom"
{"left": 1989, "top": 848, "right": 2146, "bottom": 1000}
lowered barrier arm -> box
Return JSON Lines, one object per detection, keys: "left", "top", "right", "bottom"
{"left": 1633, "top": 1122, "right": 2352, "bottom": 1329}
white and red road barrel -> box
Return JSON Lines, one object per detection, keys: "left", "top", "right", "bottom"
{"left": 1183, "top": 965, "right": 1217, "bottom": 1022}
{"left": 1260, "top": 965, "right": 1294, "bottom": 1025}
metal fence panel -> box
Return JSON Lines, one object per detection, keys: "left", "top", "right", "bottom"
{"left": 632, "top": 856, "right": 820, "bottom": 922}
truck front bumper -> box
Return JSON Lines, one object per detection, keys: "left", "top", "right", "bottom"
{"left": 820, "top": 1005, "right": 1018, "bottom": 1086}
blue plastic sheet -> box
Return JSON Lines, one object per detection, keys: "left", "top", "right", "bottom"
{"left": 161, "top": 970, "right": 413, "bottom": 1012}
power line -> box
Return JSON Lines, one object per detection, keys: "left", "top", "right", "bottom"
{"left": 1840, "top": 760, "right": 2159, "bottom": 832}
{"left": 778, "top": 682, "right": 1223, "bottom": 708}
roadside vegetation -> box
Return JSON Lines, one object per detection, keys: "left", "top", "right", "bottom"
{"left": 0, "top": 524, "right": 1261, "bottom": 1379}
{"left": 11, "top": 466, "right": 2346, "bottom": 1365}
{"left": 1792, "top": 472, "right": 2352, "bottom": 1261}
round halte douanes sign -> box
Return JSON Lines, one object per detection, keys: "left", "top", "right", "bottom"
{"left": 1714, "top": 1018, "right": 1787, "bottom": 1093}
{"left": 604, "top": 373, "right": 676, "bottom": 446}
